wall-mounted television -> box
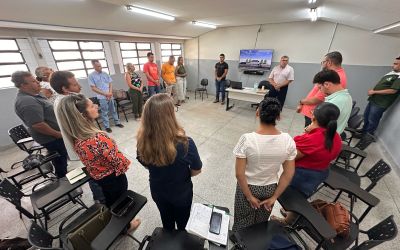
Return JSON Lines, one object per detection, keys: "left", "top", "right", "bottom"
{"left": 238, "top": 49, "right": 273, "bottom": 71}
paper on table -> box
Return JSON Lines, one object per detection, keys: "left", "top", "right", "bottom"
{"left": 66, "top": 168, "right": 86, "bottom": 184}
{"left": 185, "top": 203, "right": 230, "bottom": 246}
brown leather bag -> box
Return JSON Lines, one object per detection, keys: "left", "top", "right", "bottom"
{"left": 311, "top": 199, "right": 350, "bottom": 238}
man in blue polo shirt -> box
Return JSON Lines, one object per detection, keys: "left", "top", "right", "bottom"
{"left": 88, "top": 60, "right": 123, "bottom": 133}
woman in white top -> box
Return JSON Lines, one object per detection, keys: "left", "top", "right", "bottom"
{"left": 35, "top": 66, "right": 58, "bottom": 104}
{"left": 232, "top": 97, "right": 296, "bottom": 231}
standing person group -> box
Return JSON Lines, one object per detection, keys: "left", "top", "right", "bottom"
{"left": 143, "top": 53, "right": 187, "bottom": 106}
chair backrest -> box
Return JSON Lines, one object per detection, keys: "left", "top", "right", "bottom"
{"left": 352, "top": 100, "right": 356, "bottom": 109}
{"left": 355, "top": 215, "right": 397, "bottom": 249}
{"left": 258, "top": 80, "right": 270, "bottom": 89}
{"left": 348, "top": 114, "right": 363, "bottom": 129}
{"left": 355, "top": 134, "right": 374, "bottom": 150}
{"left": 28, "top": 221, "right": 56, "bottom": 249}
{"left": 365, "top": 159, "right": 391, "bottom": 191}
{"left": 0, "top": 179, "right": 35, "bottom": 218}
{"left": 200, "top": 78, "right": 208, "bottom": 87}
{"left": 349, "top": 106, "right": 360, "bottom": 120}
{"left": 8, "top": 125, "right": 31, "bottom": 148}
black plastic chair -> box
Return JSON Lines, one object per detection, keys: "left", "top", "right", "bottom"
{"left": 8, "top": 125, "right": 44, "bottom": 155}
{"left": 194, "top": 79, "right": 208, "bottom": 100}
{"left": 352, "top": 215, "right": 398, "bottom": 249}
{"left": 5, "top": 153, "right": 57, "bottom": 189}
{"left": 0, "top": 178, "right": 85, "bottom": 230}
{"left": 251, "top": 80, "right": 271, "bottom": 108}
{"left": 28, "top": 221, "right": 61, "bottom": 250}
{"left": 349, "top": 106, "right": 360, "bottom": 120}
{"left": 114, "top": 91, "right": 132, "bottom": 122}
{"left": 335, "top": 144, "right": 367, "bottom": 171}
{"left": 343, "top": 114, "right": 364, "bottom": 145}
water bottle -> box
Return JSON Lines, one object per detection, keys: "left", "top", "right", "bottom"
{"left": 253, "top": 82, "right": 258, "bottom": 91}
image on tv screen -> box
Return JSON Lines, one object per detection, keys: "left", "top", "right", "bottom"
{"left": 239, "top": 49, "right": 273, "bottom": 71}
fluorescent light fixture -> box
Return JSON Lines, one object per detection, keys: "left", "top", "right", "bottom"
{"left": 126, "top": 5, "right": 175, "bottom": 21}
{"left": 309, "top": 8, "right": 318, "bottom": 22}
{"left": 191, "top": 21, "right": 217, "bottom": 29}
{"left": 308, "top": 0, "right": 317, "bottom": 4}
{"left": 373, "top": 21, "right": 400, "bottom": 33}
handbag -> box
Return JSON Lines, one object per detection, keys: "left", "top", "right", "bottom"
{"left": 311, "top": 199, "right": 350, "bottom": 238}
{"left": 112, "top": 89, "right": 127, "bottom": 100}
{"left": 65, "top": 205, "right": 112, "bottom": 250}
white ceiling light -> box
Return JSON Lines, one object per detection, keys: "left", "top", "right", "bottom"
{"left": 308, "top": 0, "right": 317, "bottom": 4}
{"left": 309, "top": 8, "right": 318, "bottom": 22}
{"left": 373, "top": 21, "right": 400, "bottom": 33}
{"left": 126, "top": 5, "right": 175, "bottom": 21}
{"left": 191, "top": 21, "right": 217, "bottom": 29}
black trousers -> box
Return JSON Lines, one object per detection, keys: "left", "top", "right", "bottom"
{"left": 42, "top": 138, "right": 68, "bottom": 178}
{"left": 95, "top": 173, "right": 128, "bottom": 208}
{"left": 152, "top": 191, "right": 192, "bottom": 230}
{"left": 266, "top": 85, "right": 288, "bottom": 109}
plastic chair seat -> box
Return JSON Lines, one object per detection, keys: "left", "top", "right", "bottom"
{"left": 331, "top": 165, "right": 361, "bottom": 186}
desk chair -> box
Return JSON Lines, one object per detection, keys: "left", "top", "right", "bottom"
{"left": 343, "top": 114, "right": 364, "bottom": 145}
{"left": 8, "top": 124, "right": 44, "bottom": 155}
{"left": 321, "top": 170, "right": 380, "bottom": 223}
{"left": 89, "top": 97, "right": 103, "bottom": 129}
{"left": 353, "top": 215, "right": 397, "bottom": 250}
{"left": 335, "top": 144, "right": 367, "bottom": 171}
{"left": 0, "top": 178, "right": 86, "bottom": 230}
{"left": 195, "top": 78, "right": 208, "bottom": 100}
{"left": 278, "top": 186, "right": 337, "bottom": 249}
{"left": 251, "top": 80, "right": 270, "bottom": 108}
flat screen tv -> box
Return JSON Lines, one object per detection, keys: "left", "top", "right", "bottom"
{"left": 239, "top": 49, "right": 273, "bottom": 71}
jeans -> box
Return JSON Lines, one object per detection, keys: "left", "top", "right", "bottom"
{"left": 128, "top": 88, "right": 143, "bottom": 117}
{"left": 215, "top": 79, "right": 226, "bottom": 101}
{"left": 290, "top": 167, "right": 329, "bottom": 198}
{"left": 98, "top": 98, "right": 120, "bottom": 129}
{"left": 42, "top": 138, "right": 68, "bottom": 178}
{"left": 362, "top": 101, "right": 386, "bottom": 135}
{"left": 94, "top": 173, "right": 128, "bottom": 208}
{"left": 88, "top": 180, "right": 106, "bottom": 203}
{"left": 148, "top": 85, "right": 161, "bottom": 97}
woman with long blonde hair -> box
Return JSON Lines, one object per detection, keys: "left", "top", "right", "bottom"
{"left": 57, "top": 94, "right": 140, "bottom": 231}
{"left": 137, "top": 94, "right": 202, "bottom": 230}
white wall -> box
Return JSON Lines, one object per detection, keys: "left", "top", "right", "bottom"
{"left": 187, "top": 20, "right": 400, "bottom": 65}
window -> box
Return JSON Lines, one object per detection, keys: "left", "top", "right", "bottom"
{"left": 48, "top": 40, "right": 109, "bottom": 78}
{"left": 119, "top": 42, "right": 152, "bottom": 71}
{"left": 160, "top": 43, "right": 182, "bottom": 63}
{"left": 0, "top": 39, "right": 29, "bottom": 88}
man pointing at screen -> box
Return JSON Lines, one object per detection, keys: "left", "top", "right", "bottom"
{"left": 268, "top": 55, "right": 294, "bottom": 108}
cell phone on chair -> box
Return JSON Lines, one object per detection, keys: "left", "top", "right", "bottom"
{"left": 209, "top": 211, "right": 222, "bottom": 235}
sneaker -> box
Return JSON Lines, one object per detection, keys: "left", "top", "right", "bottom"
{"left": 213, "top": 99, "right": 219, "bottom": 103}
{"left": 105, "top": 128, "right": 112, "bottom": 133}
{"left": 221, "top": 101, "right": 225, "bottom": 105}
{"left": 116, "top": 124, "right": 124, "bottom": 128}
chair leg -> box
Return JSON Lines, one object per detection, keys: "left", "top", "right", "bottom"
{"left": 122, "top": 108, "right": 128, "bottom": 122}
{"left": 201, "top": 91, "right": 204, "bottom": 101}
{"left": 195, "top": 91, "right": 197, "bottom": 100}
{"left": 206, "top": 90, "right": 208, "bottom": 98}
{"left": 334, "top": 190, "right": 342, "bottom": 202}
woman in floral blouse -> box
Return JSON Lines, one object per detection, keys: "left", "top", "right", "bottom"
{"left": 57, "top": 93, "right": 140, "bottom": 231}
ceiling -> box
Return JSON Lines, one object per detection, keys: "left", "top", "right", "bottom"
{"left": 0, "top": 0, "right": 399, "bottom": 38}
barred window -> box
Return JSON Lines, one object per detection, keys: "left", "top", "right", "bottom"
{"left": 48, "top": 40, "right": 109, "bottom": 78}
{"left": 160, "top": 43, "right": 182, "bottom": 63}
{"left": 0, "top": 39, "right": 29, "bottom": 88}
{"left": 119, "top": 42, "right": 152, "bottom": 71}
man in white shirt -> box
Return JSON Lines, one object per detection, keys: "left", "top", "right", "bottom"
{"left": 268, "top": 56, "right": 294, "bottom": 108}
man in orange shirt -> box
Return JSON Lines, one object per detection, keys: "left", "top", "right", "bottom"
{"left": 297, "top": 51, "right": 347, "bottom": 127}
{"left": 143, "top": 52, "right": 160, "bottom": 97}
{"left": 161, "top": 56, "right": 177, "bottom": 103}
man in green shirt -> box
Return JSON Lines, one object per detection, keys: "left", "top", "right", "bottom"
{"left": 361, "top": 57, "right": 400, "bottom": 136}
{"left": 313, "top": 69, "right": 353, "bottom": 135}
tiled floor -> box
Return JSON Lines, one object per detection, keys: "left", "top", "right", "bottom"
{"left": 1, "top": 93, "right": 399, "bottom": 249}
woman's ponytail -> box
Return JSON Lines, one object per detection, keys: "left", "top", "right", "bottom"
{"left": 324, "top": 120, "right": 337, "bottom": 151}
